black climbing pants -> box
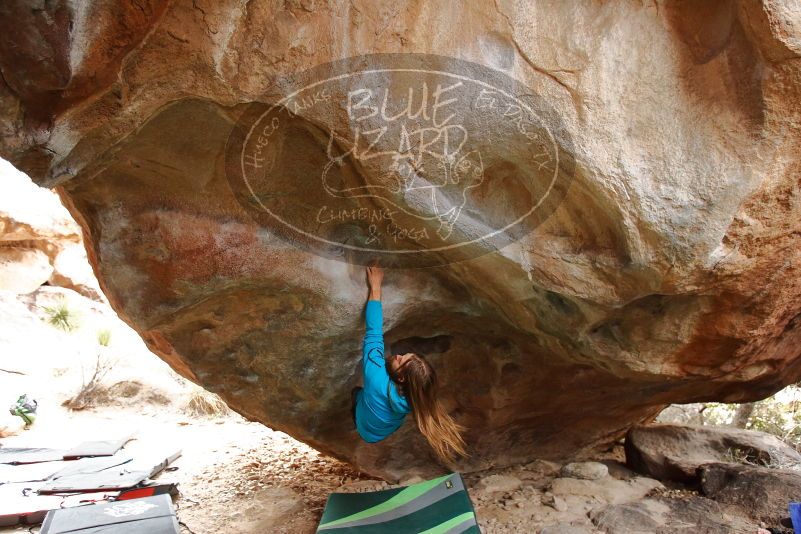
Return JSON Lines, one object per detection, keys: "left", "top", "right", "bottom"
{"left": 350, "top": 386, "right": 362, "bottom": 426}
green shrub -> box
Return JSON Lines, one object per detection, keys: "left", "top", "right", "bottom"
{"left": 43, "top": 298, "right": 81, "bottom": 332}
{"left": 746, "top": 390, "right": 801, "bottom": 451}
{"left": 97, "top": 328, "right": 112, "bottom": 347}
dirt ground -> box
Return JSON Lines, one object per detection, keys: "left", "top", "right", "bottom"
{"left": 1, "top": 405, "right": 373, "bottom": 534}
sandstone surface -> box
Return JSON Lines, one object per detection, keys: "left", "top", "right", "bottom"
{"left": 0, "top": 247, "right": 53, "bottom": 294}
{"left": 626, "top": 423, "right": 801, "bottom": 482}
{"left": 700, "top": 462, "right": 801, "bottom": 524}
{"left": 1, "top": 1, "right": 800, "bottom": 478}
{"left": 0, "top": 159, "right": 99, "bottom": 297}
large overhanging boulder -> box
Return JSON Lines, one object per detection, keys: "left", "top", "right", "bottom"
{"left": 1, "top": 0, "right": 800, "bottom": 480}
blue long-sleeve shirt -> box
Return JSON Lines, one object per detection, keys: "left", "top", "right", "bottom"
{"left": 355, "top": 300, "right": 410, "bottom": 442}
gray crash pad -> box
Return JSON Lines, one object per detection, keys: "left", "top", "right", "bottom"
{"left": 38, "top": 449, "right": 181, "bottom": 494}
{"left": 0, "top": 461, "right": 68, "bottom": 484}
{"left": 63, "top": 435, "right": 135, "bottom": 460}
{"left": 0, "top": 448, "right": 67, "bottom": 465}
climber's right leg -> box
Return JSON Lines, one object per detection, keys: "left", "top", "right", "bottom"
{"left": 350, "top": 386, "right": 362, "bottom": 426}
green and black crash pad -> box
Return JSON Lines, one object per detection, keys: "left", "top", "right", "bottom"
{"left": 40, "top": 494, "right": 179, "bottom": 534}
{"left": 317, "top": 473, "right": 480, "bottom": 533}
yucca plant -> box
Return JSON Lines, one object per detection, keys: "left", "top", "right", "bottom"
{"left": 97, "top": 328, "right": 112, "bottom": 347}
{"left": 43, "top": 298, "right": 81, "bottom": 332}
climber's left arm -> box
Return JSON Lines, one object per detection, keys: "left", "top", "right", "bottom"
{"left": 363, "top": 265, "right": 386, "bottom": 377}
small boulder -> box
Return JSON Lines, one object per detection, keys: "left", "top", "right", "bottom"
{"left": 560, "top": 462, "right": 609, "bottom": 480}
{"left": 541, "top": 492, "right": 569, "bottom": 512}
{"left": 589, "top": 498, "right": 669, "bottom": 533}
{"left": 49, "top": 243, "right": 103, "bottom": 302}
{"left": 625, "top": 423, "right": 801, "bottom": 483}
{"left": 700, "top": 462, "right": 801, "bottom": 524}
{"left": 550, "top": 475, "right": 663, "bottom": 506}
{"left": 0, "top": 247, "right": 52, "bottom": 294}
{"left": 524, "top": 459, "right": 562, "bottom": 477}
{"left": 602, "top": 460, "right": 639, "bottom": 481}
{"left": 590, "top": 496, "right": 757, "bottom": 534}
{"left": 476, "top": 473, "right": 522, "bottom": 494}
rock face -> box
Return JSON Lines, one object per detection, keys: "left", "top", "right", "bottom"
{"left": 0, "top": 159, "right": 101, "bottom": 298}
{"left": 49, "top": 243, "right": 104, "bottom": 301}
{"left": 1, "top": 1, "right": 801, "bottom": 478}
{"left": 0, "top": 247, "right": 53, "bottom": 294}
{"left": 589, "top": 495, "right": 758, "bottom": 534}
{"left": 626, "top": 423, "right": 801, "bottom": 482}
{"left": 701, "top": 462, "right": 801, "bottom": 524}
{"left": 0, "top": 161, "right": 79, "bottom": 250}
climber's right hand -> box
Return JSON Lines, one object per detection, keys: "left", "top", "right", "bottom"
{"left": 366, "top": 264, "right": 383, "bottom": 300}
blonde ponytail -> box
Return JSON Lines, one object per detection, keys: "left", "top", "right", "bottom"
{"left": 399, "top": 355, "right": 468, "bottom": 464}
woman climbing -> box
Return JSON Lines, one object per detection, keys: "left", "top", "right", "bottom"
{"left": 351, "top": 264, "right": 468, "bottom": 463}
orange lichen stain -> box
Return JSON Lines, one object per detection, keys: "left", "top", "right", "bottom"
{"left": 668, "top": 302, "right": 749, "bottom": 377}
{"left": 126, "top": 210, "right": 272, "bottom": 291}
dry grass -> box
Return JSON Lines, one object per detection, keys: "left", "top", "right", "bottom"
{"left": 183, "top": 388, "right": 230, "bottom": 418}
{"left": 104, "top": 380, "right": 172, "bottom": 406}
